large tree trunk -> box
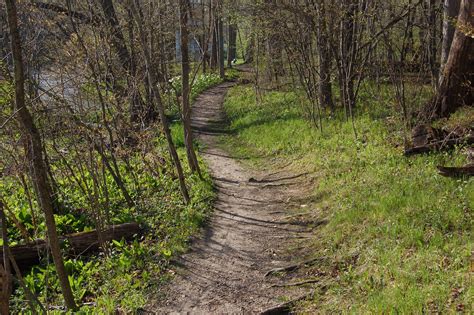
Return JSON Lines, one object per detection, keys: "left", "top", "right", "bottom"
{"left": 427, "top": 0, "right": 474, "bottom": 119}
{"left": 4, "top": 0, "right": 77, "bottom": 310}
{"left": 179, "top": 0, "right": 201, "bottom": 175}
{"left": 441, "top": 0, "right": 461, "bottom": 70}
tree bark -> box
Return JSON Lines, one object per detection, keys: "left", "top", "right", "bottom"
{"left": 427, "top": 0, "right": 439, "bottom": 80}
{"left": 427, "top": 0, "right": 474, "bottom": 119}
{"left": 217, "top": 8, "right": 225, "bottom": 78}
{"left": 227, "top": 23, "right": 237, "bottom": 68}
{"left": 441, "top": 0, "right": 461, "bottom": 71}
{"left": 179, "top": 0, "right": 201, "bottom": 175}
{"left": 98, "top": 0, "right": 152, "bottom": 125}
{"left": 4, "top": 0, "right": 77, "bottom": 310}
{"left": 210, "top": 1, "right": 218, "bottom": 70}
{"left": 0, "top": 204, "right": 12, "bottom": 315}
{"left": 131, "top": 0, "right": 190, "bottom": 204}
{"left": 338, "top": 0, "right": 357, "bottom": 114}
{"left": 316, "top": 2, "right": 334, "bottom": 112}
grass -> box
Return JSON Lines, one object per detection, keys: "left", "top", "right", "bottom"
{"left": 220, "top": 85, "right": 473, "bottom": 313}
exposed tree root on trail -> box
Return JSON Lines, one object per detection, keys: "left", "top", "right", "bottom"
{"left": 269, "top": 279, "right": 320, "bottom": 288}
{"left": 264, "top": 258, "right": 324, "bottom": 277}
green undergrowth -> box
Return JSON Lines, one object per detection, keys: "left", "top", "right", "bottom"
{"left": 1, "top": 76, "right": 217, "bottom": 313}
{"left": 5, "top": 135, "right": 214, "bottom": 314}
{"left": 221, "top": 85, "right": 473, "bottom": 313}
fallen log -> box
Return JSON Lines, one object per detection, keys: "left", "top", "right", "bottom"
{"left": 404, "top": 136, "right": 474, "bottom": 156}
{"left": 437, "top": 164, "right": 474, "bottom": 178}
{"left": 1, "top": 222, "right": 141, "bottom": 270}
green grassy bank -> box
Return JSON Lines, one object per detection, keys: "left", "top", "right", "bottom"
{"left": 221, "top": 85, "right": 473, "bottom": 313}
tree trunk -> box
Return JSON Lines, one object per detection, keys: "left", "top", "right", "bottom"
{"left": 427, "top": 0, "right": 439, "bottom": 80}
{"left": 131, "top": 0, "right": 190, "bottom": 204}
{"left": 440, "top": 0, "right": 461, "bottom": 70}
{"left": 99, "top": 0, "right": 151, "bottom": 125}
{"left": 0, "top": 204, "right": 12, "bottom": 315}
{"left": 4, "top": 0, "right": 77, "bottom": 310}
{"left": 227, "top": 23, "right": 237, "bottom": 68}
{"left": 339, "top": 0, "right": 357, "bottom": 113}
{"left": 179, "top": 0, "right": 201, "bottom": 175}
{"left": 316, "top": 2, "right": 334, "bottom": 112}
{"left": 210, "top": 1, "right": 218, "bottom": 70}
{"left": 217, "top": 10, "right": 225, "bottom": 78}
{"left": 245, "top": 33, "right": 255, "bottom": 63}
{"left": 427, "top": 0, "right": 474, "bottom": 119}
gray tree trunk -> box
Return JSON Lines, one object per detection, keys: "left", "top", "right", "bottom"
{"left": 440, "top": 0, "right": 461, "bottom": 72}
{"left": 428, "top": 0, "right": 474, "bottom": 119}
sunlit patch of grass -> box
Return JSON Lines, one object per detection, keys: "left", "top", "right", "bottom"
{"left": 221, "top": 85, "right": 473, "bottom": 313}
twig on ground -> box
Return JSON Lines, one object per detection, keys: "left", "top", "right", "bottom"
{"left": 269, "top": 279, "right": 319, "bottom": 288}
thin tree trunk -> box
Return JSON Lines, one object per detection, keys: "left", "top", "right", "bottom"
{"left": 210, "top": 1, "right": 218, "bottom": 70}
{"left": 179, "top": 0, "right": 201, "bottom": 175}
{"left": 202, "top": 0, "right": 208, "bottom": 73}
{"left": 227, "top": 23, "right": 237, "bottom": 68}
{"left": 217, "top": 5, "right": 225, "bottom": 78}
{"left": 0, "top": 203, "right": 12, "bottom": 315}
{"left": 427, "top": 0, "right": 439, "bottom": 81}
{"left": 4, "top": 0, "right": 77, "bottom": 310}
{"left": 131, "top": 0, "right": 190, "bottom": 204}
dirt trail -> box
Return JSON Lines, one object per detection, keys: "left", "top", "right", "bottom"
{"left": 152, "top": 81, "right": 313, "bottom": 314}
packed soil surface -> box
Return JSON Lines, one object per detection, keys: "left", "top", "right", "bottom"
{"left": 150, "top": 81, "right": 315, "bottom": 314}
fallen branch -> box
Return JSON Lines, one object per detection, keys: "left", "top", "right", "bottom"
{"left": 265, "top": 257, "right": 322, "bottom": 277}
{"left": 437, "top": 164, "right": 474, "bottom": 178}
{"left": 1, "top": 222, "right": 141, "bottom": 270}
{"left": 404, "top": 136, "right": 474, "bottom": 156}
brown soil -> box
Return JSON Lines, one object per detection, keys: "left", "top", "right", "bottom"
{"left": 149, "top": 81, "right": 315, "bottom": 314}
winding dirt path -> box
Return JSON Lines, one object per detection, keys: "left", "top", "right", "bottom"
{"left": 152, "top": 81, "right": 313, "bottom": 314}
